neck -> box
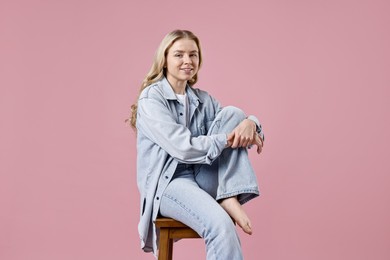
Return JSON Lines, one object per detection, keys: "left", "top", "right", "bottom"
{"left": 167, "top": 76, "right": 187, "bottom": 94}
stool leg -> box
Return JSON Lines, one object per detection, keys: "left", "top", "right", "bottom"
{"left": 168, "top": 236, "right": 173, "bottom": 260}
{"left": 158, "top": 228, "right": 173, "bottom": 260}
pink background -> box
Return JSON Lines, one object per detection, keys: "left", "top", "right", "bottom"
{"left": 1, "top": 0, "right": 389, "bottom": 259}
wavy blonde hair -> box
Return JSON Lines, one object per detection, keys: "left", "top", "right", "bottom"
{"left": 127, "top": 29, "right": 203, "bottom": 129}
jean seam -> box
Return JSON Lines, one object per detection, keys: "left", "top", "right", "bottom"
{"left": 161, "top": 193, "right": 219, "bottom": 259}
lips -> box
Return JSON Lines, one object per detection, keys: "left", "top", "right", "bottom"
{"left": 180, "top": 68, "right": 194, "bottom": 75}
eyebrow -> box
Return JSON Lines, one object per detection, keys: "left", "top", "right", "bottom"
{"left": 173, "top": 50, "right": 198, "bottom": 53}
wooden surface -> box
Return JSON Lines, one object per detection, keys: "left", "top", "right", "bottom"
{"left": 155, "top": 218, "right": 201, "bottom": 260}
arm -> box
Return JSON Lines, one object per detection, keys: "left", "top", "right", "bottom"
{"left": 137, "top": 96, "right": 227, "bottom": 164}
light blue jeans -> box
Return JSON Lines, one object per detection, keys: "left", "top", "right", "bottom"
{"left": 159, "top": 107, "right": 260, "bottom": 260}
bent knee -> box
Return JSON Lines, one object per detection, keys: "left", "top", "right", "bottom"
{"left": 220, "top": 106, "right": 246, "bottom": 124}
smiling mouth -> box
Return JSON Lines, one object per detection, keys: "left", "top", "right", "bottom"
{"left": 181, "top": 68, "right": 193, "bottom": 72}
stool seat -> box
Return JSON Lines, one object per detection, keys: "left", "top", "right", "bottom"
{"left": 155, "top": 217, "right": 200, "bottom": 260}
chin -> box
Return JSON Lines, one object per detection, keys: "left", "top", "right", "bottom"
{"left": 181, "top": 76, "right": 193, "bottom": 81}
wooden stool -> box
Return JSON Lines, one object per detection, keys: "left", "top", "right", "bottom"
{"left": 155, "top": 217, "right": 201, "bottom": 260}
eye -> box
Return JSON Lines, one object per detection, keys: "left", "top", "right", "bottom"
{"left": 174, "top": 53, "right": 183, "bottom": 57}
{"left": 190, "top": 53, "right": 198, "bottom": 57}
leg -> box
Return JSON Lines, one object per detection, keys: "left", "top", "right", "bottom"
{"left": 159, "top": 169, "right": 243, "bottom": 260}
{"left": 195, "top": 106, "right": 260, "bottom": 234}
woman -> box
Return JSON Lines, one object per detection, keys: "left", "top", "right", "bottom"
{"left": 129, "top": 30, "right": 264, "bottom": 259}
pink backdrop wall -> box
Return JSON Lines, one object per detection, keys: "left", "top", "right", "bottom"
{"left": 1, "top": 0, "right": 389, "bottom": 259}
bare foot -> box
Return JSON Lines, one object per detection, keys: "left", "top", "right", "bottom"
{"left": 220, "top": 197, "right": 253, "bottom": 235}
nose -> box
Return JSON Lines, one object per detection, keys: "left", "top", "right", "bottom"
{"left": 183, "top": 54, "right": 192, "bottom": 64}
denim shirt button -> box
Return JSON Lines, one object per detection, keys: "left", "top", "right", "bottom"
{"left": 179, "top": 112, "right": 183, "bottom": 116}
{"left": 165, "top": 176, "right": 169, "bottom": 179}
{"left": 156, "top": 197, "right": 159, "bottom": 200}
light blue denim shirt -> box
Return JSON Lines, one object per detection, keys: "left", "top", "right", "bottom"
{"left": 136, "top": 77, "right": 264, "bottom": 254}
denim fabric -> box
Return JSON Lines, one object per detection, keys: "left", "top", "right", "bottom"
{"left": 136, "top": 77, "right": 264, "bottom": 256}
{"left": 160, "top": 106, "right": 260, "bottom": 260}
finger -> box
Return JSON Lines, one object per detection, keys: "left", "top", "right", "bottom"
{"left": 257, "top": 145, "right": 262, "bottom": 154}
{"left": 254, "top": 134, "right": 263, "bottom": 147}
{"left": 238, "top": 136, "right": 245, "bottom": 147}
{"left": 227, "top": 132, "right": 235, "bottom": 142}
{"left": 232, "top": 135, "right": 240, "bottom": 148}
{"left": 226, "top": 133, "right": 235, "bottom": 147}
{"left": 242, "top": 137, "right": 252, "bottom": 148}
{"left": 255, "top": 137, "right": 263, "bottom": 154}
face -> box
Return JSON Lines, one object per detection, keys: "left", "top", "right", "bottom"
{"left": 165, "top": 38, "right": 200, "bottom": 87}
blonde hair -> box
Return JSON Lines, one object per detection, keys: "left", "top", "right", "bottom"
{"left": 127, "top": 29, "right": 203, "bottom": 129}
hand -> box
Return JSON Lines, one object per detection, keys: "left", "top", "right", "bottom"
{"left": 226, "top": 119, "right": 256, "bottom": 148}
{"left": 226, "top": 119, "right": 263, "bottom": 154}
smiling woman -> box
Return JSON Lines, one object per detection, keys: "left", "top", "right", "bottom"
{"left": 128, "top": 29, "right": 265, "bottom": 259}
{"left": 165, "top": 39, "right": 200, "bottom": 94}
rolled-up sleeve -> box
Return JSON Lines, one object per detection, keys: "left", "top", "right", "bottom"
{"left": 137, "top": 96, "right": 227, "bottom": 165}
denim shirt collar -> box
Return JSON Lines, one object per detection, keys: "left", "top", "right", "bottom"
{"left": 161, "top": 76, "right": 203, "bottom": 106}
